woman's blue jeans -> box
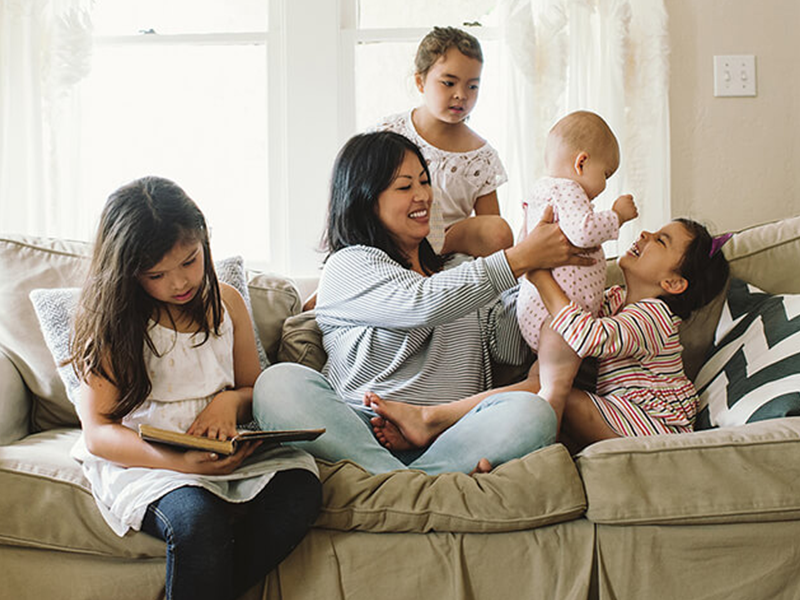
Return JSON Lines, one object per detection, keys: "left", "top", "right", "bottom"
{"left": 252, "top": 363, "right": 556, "bottom": 475}
{"left": 140, "top": 469, "right": 321, "bottom": 600}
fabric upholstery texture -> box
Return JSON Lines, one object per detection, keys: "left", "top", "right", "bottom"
{"left": 576, "top": 416, "right": 800, "bottom": 525}
{"left": 315, "top": 444, "right": 587, "bottom": 533}
{"left": 695, "top": 279, "right": 800, "bottom": 429}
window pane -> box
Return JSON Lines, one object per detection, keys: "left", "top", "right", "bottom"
{"left": 92, "top": 0, "right": 268, "bottom": 35}
{"left": 355, "top": 42, "right": 418, "bottom": 131}
{"left": 358, "top": 0, "right": 498, "bottom": 29}
{"left": 79, "top": 44, "right": 269, "bottom": 263}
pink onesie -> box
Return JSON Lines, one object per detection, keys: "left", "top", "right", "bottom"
{"left": 517, "top": 176, "right": 620, "bottom": 350}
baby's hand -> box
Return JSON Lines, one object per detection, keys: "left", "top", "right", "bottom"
{"left": 612, "top": 194, "right": 638, "bottom": 225}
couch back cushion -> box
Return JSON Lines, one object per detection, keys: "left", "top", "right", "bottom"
{"left": 0, "top": 236, "right": 90, "bottom": 430}
{"left": 0, "top": 236, "right": 300, "bottom": 432}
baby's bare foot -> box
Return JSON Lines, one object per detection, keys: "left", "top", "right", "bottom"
{"left": 365, "top": 392, "right": 442, "bottom": 448}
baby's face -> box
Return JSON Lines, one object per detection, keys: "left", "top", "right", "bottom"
{"left": 578, "top": 150, "right": 618, "bottom": 200}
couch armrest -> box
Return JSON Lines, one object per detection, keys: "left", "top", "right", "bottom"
{"left": 0, "top": 350, "right": 31, "bottom": 444}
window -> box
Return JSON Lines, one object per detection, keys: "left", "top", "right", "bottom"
{"left": 79, "top": 1, "right": 270, "bottom": 265}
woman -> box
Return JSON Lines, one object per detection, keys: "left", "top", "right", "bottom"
{"left": 253, "top": 131, "right": 593, "bottom": 475}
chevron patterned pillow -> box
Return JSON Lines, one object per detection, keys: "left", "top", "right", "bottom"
{"left": 694, "top": 278, "right": 800, "bottom": 429}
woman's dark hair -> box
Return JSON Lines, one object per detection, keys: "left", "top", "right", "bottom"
{"left": 69, "top": 176, "right": 222, "bottom": 420}
{"left": 658, "top": 218, "right": 730, "bottom": 319}
{"left": 324, "top": 131, "right": 447, "bottom": 275}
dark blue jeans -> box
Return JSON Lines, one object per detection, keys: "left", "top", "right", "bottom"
{"left": 141, "top": 469, "right": 321, "bottom": 600}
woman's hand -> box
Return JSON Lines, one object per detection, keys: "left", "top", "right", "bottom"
{"left": 505, "top": 206, "right": 596, "bottom": 278}
{"left": 186, "top": 390, "right": 242, "bottom": 440}
{"left": 180, "top": 441, "right": 262, "bottom": 476}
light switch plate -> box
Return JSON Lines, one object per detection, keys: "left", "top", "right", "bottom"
{"left": 714, "top": 55, "right": 757, "bottom": 97}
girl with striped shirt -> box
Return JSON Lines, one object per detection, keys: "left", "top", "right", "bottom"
{"left": 530, "top": 218, "right": 730, "bottom": 449}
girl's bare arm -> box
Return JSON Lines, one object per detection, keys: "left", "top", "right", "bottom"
{"left": 186, "top": 283, "right": 261, "bottom": 439}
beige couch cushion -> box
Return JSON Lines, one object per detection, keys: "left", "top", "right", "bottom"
{"left": 577, "top": 416, "right": 800, "bottom": 525}
{"left": 248, "top": 272, "right": 302, "bottom": 363}
{"left": 277, "top": 311, "right": 326, "bottom": 371}
{"left": 0, "top": 429, "right": 165, "bottom": 558}
{"left": 316, "top": 443, "right": 587, "bottom": 533}
{"left": 0, "top": 236, "right": 90, "bottom": 430}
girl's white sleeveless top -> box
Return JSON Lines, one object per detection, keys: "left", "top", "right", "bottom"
{"left": 72, "top": 308, "right": 318, "bottom": 537}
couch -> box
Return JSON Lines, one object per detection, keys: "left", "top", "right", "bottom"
{"left": 2, "top": 215, "right": 800, "bottom": 600}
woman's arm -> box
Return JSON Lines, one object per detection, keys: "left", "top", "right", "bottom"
{"left": 317, "top": 246, "right": 517, "bottom": 330}
{"left": 187, "top": 283, "right": 261, "bottom": 440}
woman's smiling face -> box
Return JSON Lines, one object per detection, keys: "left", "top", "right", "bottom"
{"left": 375, "top": 150, "right": 432, "bottom": 255}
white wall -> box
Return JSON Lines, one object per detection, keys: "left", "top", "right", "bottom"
{"left": 666, "top": 0, "right": 800, "bottom": 232}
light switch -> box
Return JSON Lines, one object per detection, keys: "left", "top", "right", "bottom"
{"left": 713, "top": 55, "right": 757, "bottom": 97}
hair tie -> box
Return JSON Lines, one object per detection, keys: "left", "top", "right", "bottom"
{"left": 709, "top": 232, "right": 733, "bottom": 257}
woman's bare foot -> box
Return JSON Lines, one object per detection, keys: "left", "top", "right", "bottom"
{"left": 369, "top": 414, "right": 417, "bottom": 451}
{"left": 469, "top": 458, "right": 492, "bottom": 476}
{"left": 364, "top": 392, "right": 444, "bottom": 448}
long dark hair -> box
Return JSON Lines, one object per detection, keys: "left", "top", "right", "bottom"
{"left": 324, "top": 131, "right": 447, "bottom": 274}
{"left": 69, "top": 176, "right": 222, "bottom": 420}
{"left": 658, "top": 218, "right": 730, "bottom": 319}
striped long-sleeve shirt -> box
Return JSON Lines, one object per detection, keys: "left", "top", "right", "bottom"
{"left": 315, "top": 246, "right": 530, "bottom": 407}
{"left": 550, "top": 285, "right": 698, "bottom": 435}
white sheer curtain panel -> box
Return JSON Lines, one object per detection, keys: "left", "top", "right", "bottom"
{"left": 0, "top": 0, "right": 93, "bottom": 237}
{"left": 498, "top": 0, "right": 670, "bottom": 251}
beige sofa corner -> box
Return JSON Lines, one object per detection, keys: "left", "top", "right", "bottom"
{"left": 2, "top": 215, "right": 800, "bottom": 600}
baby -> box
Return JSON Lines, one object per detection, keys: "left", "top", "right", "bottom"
{"left": 517, "top": 110, "right": 638, "bottom": 350}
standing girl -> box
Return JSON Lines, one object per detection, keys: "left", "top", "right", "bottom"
{"left": 374, "top": 26, "right": 513, "bottom": 257}
{"left": 68, "top": 177, "right": 321, "bottom": 600}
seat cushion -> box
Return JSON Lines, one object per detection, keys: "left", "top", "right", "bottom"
{"left": 0, "top": 429, "right": 165, "bottom": 558}
{"left": 315, "top": 443, "right": 587, "bottom": 533}
{"left": 577, "top": 417, "right": 800, "bottom": 525}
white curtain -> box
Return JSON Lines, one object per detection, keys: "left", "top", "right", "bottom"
{"left": 0, "top": 0, "right": 93, "bottom": 237}
{"left": 499, "top": 0, "right": 670, "bottom": 251}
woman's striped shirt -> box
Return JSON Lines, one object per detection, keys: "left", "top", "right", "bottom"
{"left": 550, "top": 285, "right": 698, "bottom": 436}
{"left": 315, "top": 246, "right": 529, "bottom": 407}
